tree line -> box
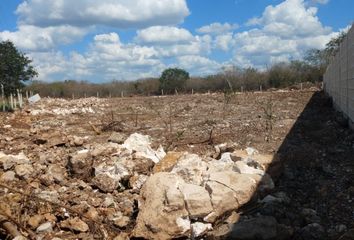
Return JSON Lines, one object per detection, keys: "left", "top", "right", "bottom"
{"left": 0, "top": 31, "right": 347, "bottom": 99}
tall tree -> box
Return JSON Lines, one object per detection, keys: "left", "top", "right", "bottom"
{"left": 304, "top": 31, "right": 348, "bottom": 72}
{"left": 159, "top": 68, "right": 189, "bottom": 94}
{"left": 0, "top": 40, "right": 37, "bottom": 96}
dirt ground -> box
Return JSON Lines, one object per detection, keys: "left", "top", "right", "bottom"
{"left": 0, "top": 89, "right": 353, "bottom": 239}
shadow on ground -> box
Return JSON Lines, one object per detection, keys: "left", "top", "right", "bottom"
{"left": 227, "top": 91, "right": 354, "bottom": 240}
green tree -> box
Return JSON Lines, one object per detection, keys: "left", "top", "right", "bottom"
{"left": 159, "top": 68, "right": 189, "bottom": 94}
{"left": 0, "top": 40, "right": 37, "bottom": 96}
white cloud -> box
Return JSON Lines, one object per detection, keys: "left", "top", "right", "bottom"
{"left": 311, "top": 0, "right": 329, "bottom": 4}
{"left": 232, "top": 0, "right": 336, "bottom": 68}
{"left": 177, "top": 55, "right": 221, "bottom": 76}
{"left": 0, "top": 25, "right": 88, "bottom": 51}
{"left": 214, "top": 33, "right": 234, "bottom": 51}
{"left": 30, "top": 33, "right": 165, "bottom": 81}
{"left": 136, "top": 26, "right": 194, "bottom": 44}
{"left": 155, "top": 34, "right": 212, "bottom": 58}
{"left": 16, "top": 0, "right": 190, "bottom": 29}
{"left": 197, "top": 22, "right": 239, "bottom": 35}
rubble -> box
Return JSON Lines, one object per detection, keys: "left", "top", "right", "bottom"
{"left": 0, "top": 91, "right": 352, "bottom": 239}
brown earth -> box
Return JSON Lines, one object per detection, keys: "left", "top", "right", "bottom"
{"left": 0, "top": 89, "right": 353, "bottom": 239}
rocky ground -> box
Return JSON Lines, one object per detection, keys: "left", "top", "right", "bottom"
{"left": 0, "top": 89, "right": 353, "bottom": 240}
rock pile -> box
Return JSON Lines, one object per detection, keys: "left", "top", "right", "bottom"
{"left": 0, "top": 131, "right": 278, "bottom": 239}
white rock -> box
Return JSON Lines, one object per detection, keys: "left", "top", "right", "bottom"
{"left": 246, "top": 147, "right": 259, "bottom": 156}
{"left": 176, "top": 217, "right": 191, "bottom": 235}
{"left": 0, "top": 152, "right": 30, "bottom": 170}
{"left": 93, "top": 161, "right": 130, "bottom": 192}
{"left": 123, "top": 133, "right": 165, "bottom": 163}
{"left": 133, "top": 173, "right": 190, "bottom": 239}
{"left": 15, "top": 164, "right": 34, "bottom": 178}
{"left": 178, "top": 183, "right": 213, "bottom": 218}
{"left": 234, "top": 161, "right": 265, "bottom": 175}
{"left": 171, "top": 154, "right": 208, "bottom": 185}
{"left": 36, "top": 222, "right": 53, "bottom": 233}
{"left": 191, "top": 222, "right": 213, "bottom": 237}
{"left": 208, "top": 171, "right": 257, "bottom": 206}
{"left": 0, "top": 171, "right": 16, "bottom": 181}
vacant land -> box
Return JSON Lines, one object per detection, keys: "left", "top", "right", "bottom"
{"left": 0, "top": 89, "right": 353, "bottom": 239}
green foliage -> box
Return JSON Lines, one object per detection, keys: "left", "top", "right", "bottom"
{"left": 0, "top": 41, "right": 38, "bottom": 96}
{"left": 159, "top": 68, "right": 189, "bottom": 94}
{"left": 304, "top": 31, "right": 347, "bottom": 74}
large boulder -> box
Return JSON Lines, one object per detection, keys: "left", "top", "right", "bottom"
{"left": 208, "top": 171, "right": 257, "bottom": 206}
{"left": 178, "top": 183, "right": 213, "bottom": 219}
{"left": 204, "top": 181, "right": 239, "bottom": 223}
{"left": 133, "top": 173, "right": 190, "bottom": 239}
{"left": 171, "top": 154, "right": 208, "bottom": 185}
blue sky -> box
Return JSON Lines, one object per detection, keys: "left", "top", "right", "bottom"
{"left": 0, "top": 0, "right": 352, "bottom": 82}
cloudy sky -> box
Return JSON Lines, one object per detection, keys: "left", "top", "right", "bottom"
{"left": 0, "top": 0, "right": 352, "bottom": 82}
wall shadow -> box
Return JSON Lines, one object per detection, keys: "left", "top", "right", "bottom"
{"left": 227, "top": 91, "right": 354, "bottom": 240}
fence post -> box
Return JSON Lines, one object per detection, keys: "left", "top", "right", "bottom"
{"left": 161, "top": 89, "right": 164, "bottom": 96}
{"left": 121, "top": 91, "right": 124, "bottom": 98}
{"left": 10, "top": 94, "right": 13, "bottom": 110}
{"left": 1, "top": 84, "right": 5, "bottom": 112}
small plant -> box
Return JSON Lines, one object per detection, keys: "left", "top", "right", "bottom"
{"left": 259, "top": 97, "right": 275, "bottom": 142}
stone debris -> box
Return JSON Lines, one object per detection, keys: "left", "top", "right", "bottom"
{"left": 0, "top": 131, "right": 279, "bottom": 239}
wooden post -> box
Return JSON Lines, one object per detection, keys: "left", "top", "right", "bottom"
{"left": 121, "top": 91, "right": 124, "bottom": 98}
{"left": 161, "top": 89, "right": 164, "bottom": 96}
{"left": 109, "top": 92, "right": 112, "bottom": 98}
{"left": 1, "top": 84, "right": 5, "bottom": 112}
{"left": 300, "top": 83, "right": 303, "bottom": 91}
{"left": 97, "top": 92, "right": 99, "bottom": 98}
{"left": 17, "top": 89, "right": 22, "bottom": 108}
{"left": 241, "top": 86, "right": 244, "bottom": 92}
{"left": 10, "top": 94, "right": 13, "bottom": 110}
{"left": 192, "top": 89, "right": 194, "bottom": 95}
{"left": 260, "top": 85, "right": 263, "bottom": 92}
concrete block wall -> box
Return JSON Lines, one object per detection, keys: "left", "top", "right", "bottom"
{"left": 324, "top": 24, "right": 354, "bottom": 125}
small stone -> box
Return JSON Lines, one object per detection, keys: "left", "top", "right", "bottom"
{"left": 0, "top": 171, "right": 16, "bottom": 181}
{"left": 84, "top": 207, "right": 99, "bottom": 221}
{"left": 108, "top": 132, "right": 126, "bottom": 144}
{"left": 336, "top": 224, "right": 347, "bottom": 233}
{"left": 60, "top": 217, "right": 89, "bottom": 232}
{"left": 28, "top": 215, "right": 44, "bottom": 229}
{"left": 36, "top": 222, "right": 53, "bottom": 233}
{"left": 113, "top": 233, "right": 129, "bottom": 240}
{"left": 73, "top": 136, "right": 84, "bottom": 146}
{"left": 153, "top": 152, "right": 184, "bottom": 173}
{"left": 15, "top": 164, "right": 34, "bottom": 178}
{"left": 297, "top": 223, "right": 325, "bottom": 240}
{"left": 13, "top": 236, "right": 27, "bottom": 240}
{"left": 114, "top": 215, "right": 130, "bottom": 228}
